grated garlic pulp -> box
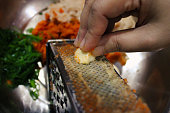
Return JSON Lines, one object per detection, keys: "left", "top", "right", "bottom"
{"left": 74, "top": 48, "right": 95, "bottom": 64}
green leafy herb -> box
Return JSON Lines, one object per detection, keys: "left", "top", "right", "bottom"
{"left": 39, "top": 12, "right": 43, "bottom": 15}
{"left": 26, "top": 28, "right": 34, "bottom": 33}
{"left": 0, "top": 28, "right": 41, "bottom": 99}
{"left": 29, "top": 79, "right": 40, "bottom": 100}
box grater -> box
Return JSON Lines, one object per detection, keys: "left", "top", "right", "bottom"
{"left": 46, "top": 39, "right": 150, "bottom": 113}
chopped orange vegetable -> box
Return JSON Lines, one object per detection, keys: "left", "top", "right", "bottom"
{"left": 6, "top": 80, "right": 12, "bottom": 85}
{"left": 135, "top": 98, "right": 151, "bottom": 113}
{"left": 45, "top": 13, "right": 50, "bottom": 21}
{"left": 105, "top": 52, "right": 127, "bottom": 65}
{"left": 132, "top": 89, "right": 136, "bottom": 93}
{"left": 32, "top": 14, "right": 80, "bottom": 63}
{"left": 123, "top": 78, "right": 128, "bottom": 84}
{"left": 52, "top": 11, "right": 57, "bottom": 17}
{"left": 59, "top": 8, "right": 64, "bottom": 13}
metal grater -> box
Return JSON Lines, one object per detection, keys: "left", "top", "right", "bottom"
{"left": 46, "top": 39, "right": 150, "bottom": 113}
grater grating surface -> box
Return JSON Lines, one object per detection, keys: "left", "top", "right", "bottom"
{"left": 54, "top": 43, "right": 141, "bottom": 113}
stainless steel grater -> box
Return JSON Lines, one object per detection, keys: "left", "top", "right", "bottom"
{"left": 46, "top": 39, "right": 150, "bottom": 113}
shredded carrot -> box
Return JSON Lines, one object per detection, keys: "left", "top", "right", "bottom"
{"left": 6, "top": 80, "right": 12, "bottom": 85}
{"left": 52, "top": 11, "right": 58, "bottom": 17}
{"left": 132, "top": 89, "right": 136, "bottom": 93}
{"left": 135, "top": 98, "right": 151, "bottom": 113}
{"left": 32, "top": 14, "right": 80, "bottom": 63}
{"left": 105, "top": 52, "right": 127, "bottom": 65}
{"left": 59, "top": 8, "right": 64, "bottom": 13}
{"left": 123, "top": 78, "right": 128, "bottom": 84}
{"left": 45, "top": 13, "right": 50, "bottom": 21}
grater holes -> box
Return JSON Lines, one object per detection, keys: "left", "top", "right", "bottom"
{"left": 65, "top": 110, "right": 69, "bottom": 113}
{"left": 56, "top": 44, "right": 139, "bottom": 113}
{"left": 57, "top": 105, "right": 60, "bottom": 113}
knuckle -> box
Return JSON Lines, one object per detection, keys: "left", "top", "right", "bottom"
{"left": 111, "top": 34, "right": 122, "bottom": 52}
{"left": 88, "top": 28, "right": 100, "bottom": 38}
{"left": 91, "top": 3, "right": 99, "bottom": 16}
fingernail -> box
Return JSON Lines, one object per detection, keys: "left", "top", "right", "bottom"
{"left": 80, "top": 38, "right": 86, "bottom": 49}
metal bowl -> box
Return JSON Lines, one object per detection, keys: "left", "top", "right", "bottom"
{"left": 0, "top": 0, "right": 169, "bottom": 113}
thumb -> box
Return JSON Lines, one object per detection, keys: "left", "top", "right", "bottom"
{"left": 92, "top": 24, "right": 166, "bottom": 56}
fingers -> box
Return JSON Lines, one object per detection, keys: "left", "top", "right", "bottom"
{"left": 92, "top": 23, "right": 165, "bottom": 56}
{"left": 76, "top": 0, "right": 141, "bottom": 51}
{"left": 74, "top": 0, "right": 95, "bottom": 47}
{"left": 79, "top": 2, "right": 108, "bottom": 51}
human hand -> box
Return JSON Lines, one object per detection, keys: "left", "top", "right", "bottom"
{"left": 74, "top": 0, "right": 170, "bottom": 56}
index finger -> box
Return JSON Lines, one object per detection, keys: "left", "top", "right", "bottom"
{"left": 74, "top": 0, "right": 95, "bottom": 47}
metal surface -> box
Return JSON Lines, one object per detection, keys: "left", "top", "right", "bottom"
{"left": 0, "top": 0, "right": 169, "bottom": 113}
{"left": 47, "top": 41, "right": 75, "bottom": 113}
{"left": 47, "top": 40, "right": 151, "bottom": 113}
{"left": 0, "top": 0, "right": 58, "bottom": 30}
{"left": 123, "top": 51, "right": 170, "bottom": 113}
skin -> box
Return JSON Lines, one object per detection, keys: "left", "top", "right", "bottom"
{"left": 74, "top": 0, "right": 170, "bottom": 56}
